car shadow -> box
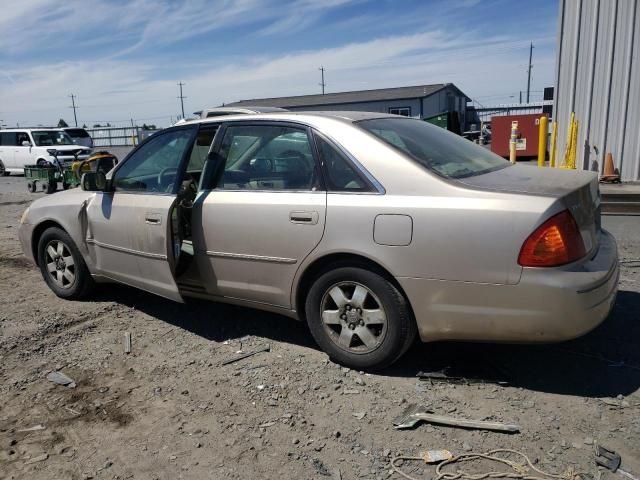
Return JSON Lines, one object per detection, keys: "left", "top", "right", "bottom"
{"left": 93, "top": 284, "right": 318, "bottom": 349}
{"left": 93, "top": 286, "right": 640, "bottom": 398}
{"left": 388, "top": 289, "right": 640, "bottom": 398}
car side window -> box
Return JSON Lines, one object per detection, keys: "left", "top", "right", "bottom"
{"left": 217, "top": 125, "right": 319, "bottom": 191}
{"left": 16, "top": 132, "right": 30, "bottom": 146}
{"left": 315, "top": 135, "right": 369, "bottom": 192}
{"left": 113, "top": 128, "right": 194, "bottom": 193}
{"left": 186, "top": 126, "right": 218, "bottom": 172}
{"left": 0, "top": 132, "right": 18, "bottom": 146}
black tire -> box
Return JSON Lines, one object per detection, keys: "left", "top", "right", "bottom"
{"left": 41, "top": 182, "right": 57, "bottom": 194}
{"left": 305, "top": 266, "right": 417, "bottom": 371}
{"left": 37, "top": 227, "right": 94, "bottom": 299}
{"left": 0, "top": 159, "right": 8, "bottom": 176}
{"left": 62, "top": 182, "right": 71, "bottom": 190}
{"left": 27, "top": 181, "right": 37, "bottom": 193}
{"left": 37, "top": 159, "right": 49, "bottom": 167}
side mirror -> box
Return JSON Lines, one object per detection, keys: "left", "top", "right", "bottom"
{"left": 22, "top": 141, "right": 31, "bottom": 147}
{"left": 81, "top": 171, "right": 108, "bottom": 192}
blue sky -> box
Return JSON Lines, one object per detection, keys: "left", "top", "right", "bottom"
{"left": 0, "top": 0, "right": 559, "bottom": 127}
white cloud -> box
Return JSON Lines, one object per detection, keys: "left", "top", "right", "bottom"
{"left": 2, "top": 32, "right": 554, "bottom": 127}
{"left": 0, "top": 1, "right": 556, "bottom": 127}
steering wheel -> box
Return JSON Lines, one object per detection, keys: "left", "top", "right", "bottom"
{"left": 158, "top": 167, "right": 178, "bottom": 191}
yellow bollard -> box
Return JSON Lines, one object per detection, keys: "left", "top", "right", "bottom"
{"left": 509, "top": 121, "right": 519, "bottom": 164}
{"left": 537, "top": 115, "right": 548, "bottom": 167}
{"left": 549, "top": 121, "right": 557, "bottom": 168}
{"left": 562, "top": 112, "right": 577, "bottom": 168}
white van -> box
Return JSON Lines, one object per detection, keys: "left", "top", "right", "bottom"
{"left": 0, "top": 129, "right": 91, "bottom": 175}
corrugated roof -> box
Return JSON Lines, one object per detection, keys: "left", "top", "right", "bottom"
{"left": 227, "top": 83, "right": 468, "bottom": 108}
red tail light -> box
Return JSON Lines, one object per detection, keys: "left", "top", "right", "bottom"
{"left": 518, "top": 210, "right": 586, "bottom": 267}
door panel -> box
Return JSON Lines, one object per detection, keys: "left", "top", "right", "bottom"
{"left": 86, "top": 193, "right": 182, "bottom": 302}
{"left": 84, "top": 127, "right": 198, "bottom": 302}
{"left": 193, "top": 191, "right": 326, "bottom": 307}
{"left": 14, "top": 132, "right": 33, "bottom": 168}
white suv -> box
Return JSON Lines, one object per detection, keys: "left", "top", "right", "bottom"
{"left": 0, "top": 129, "right": 91, "bottom": 175}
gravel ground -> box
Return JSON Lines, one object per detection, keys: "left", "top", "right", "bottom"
{"left": 0, "top": 183, "right": 639, "bottom": 480}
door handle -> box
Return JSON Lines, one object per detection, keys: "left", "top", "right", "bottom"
{"left": 289, "top": 211, "right": 319, "bottom": 225}
{"left": 145, "top": 213, "right": 162, "bottom": 225}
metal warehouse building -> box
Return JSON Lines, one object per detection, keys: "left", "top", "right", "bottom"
{"left": 227, "top": 83, "right": 470, "bottom": 132}
{"left": 555, "top": 0, "right": 640, "bottom": 181}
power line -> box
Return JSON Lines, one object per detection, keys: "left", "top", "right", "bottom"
{"left": 69, "top": 93, "right": 78, "bottom": 127}
{"left": 177, "top": 82, "right": 186, "bottom": 119}
{"left": 526, "top": 42, "right": 534, "bottom": 103}
{"left": 319, "top": 66, "right": 326, "bottom": 95}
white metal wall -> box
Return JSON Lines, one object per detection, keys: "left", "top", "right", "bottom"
{"left": 555, "top": 0, "right": 640, "bottom": 180}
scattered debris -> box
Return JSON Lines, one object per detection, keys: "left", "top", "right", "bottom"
{"left": 221, "top": 344, "right": 270, "bottom": 366}
{"left": 46, "top": 371, "right": 76, "bottom": 388}
{"left": 25, "top": 453, "right": 48, "bottom": 464}
{"left": 421, "top": 449, "right": 453, "bottom": 463}
{"left": 393, "top": 404, "right": 520, "bottom": 433}
{"left": 352, "top": 412, "right": 366, "bottom": 420}
{"left": 312, "top": 458, "right": 332, "bottom": 477}
{"left": 595, "top": 445, "right": 639, "bottom": 480}
{"left": 392, "top": 448, "right": 575, "bottom": 480}
{"left": 123, "top": 332, "right": 132, "bottom": 354}
{"left": 259, "top": 421, "right": 276, "bottom": 428}
{"left": 17, "top": 424, "right": 46, "bottom": 432}
{"left": 601, "top": 397, "right": 632, "bottom": 409}
{"left": 416, "top": 367, "right": 509, "bottom": 386}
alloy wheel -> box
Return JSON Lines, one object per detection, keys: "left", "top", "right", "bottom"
{"left": 320, "top": 281, "right": 387, "bottom": 353}
{"left": 44, "top": 240, "right": 76, "bottom": 289}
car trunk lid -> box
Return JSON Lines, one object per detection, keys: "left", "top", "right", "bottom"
{"left": 457, "top": 164, "right": 601, "bottom": 255}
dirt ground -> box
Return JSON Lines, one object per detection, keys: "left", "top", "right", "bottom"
{"left": 1, "top": 181, "right": 639, "bottom": 480}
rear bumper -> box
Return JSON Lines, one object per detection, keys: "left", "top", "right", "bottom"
{"left": 398, "top": 230, "right": 619, "bottom": 343}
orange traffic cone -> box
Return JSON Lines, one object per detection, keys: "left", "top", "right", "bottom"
{"left": 600, "top": 152, "right": 620, "bottom": 183}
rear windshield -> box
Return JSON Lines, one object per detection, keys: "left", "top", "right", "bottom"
{"left": 358, "top": 118, "right": 509, "bottom": 179}
{"left": 64, "top": 128, "right": 90, "bottom": 138}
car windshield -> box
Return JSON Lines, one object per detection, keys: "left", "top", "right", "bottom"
{"left": 65, "top": 129, "right": 90, "bottom": 138}
{"left": 32, "top": 130, "right": 75, "bottom": 146}
{"left": 358, "top": 118, "right": 509, "bottom": 179}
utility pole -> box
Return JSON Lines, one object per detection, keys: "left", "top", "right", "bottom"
{"left": 69, "top": 94, "right": 78, "bottom": 126}
{"left": 526, "top": 42, "right": 534, "bottom": 103}
{"left": 319, "top": 66, "right": 326, "bottom": 95}
{"left": 519, "top": 91, "right": 522, "bottom": 104}
{"left": 177, "top": 82, "right": 186, "bottom": 119}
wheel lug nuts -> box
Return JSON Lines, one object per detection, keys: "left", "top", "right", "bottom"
{"left": 359, "top": 320, "right": 364, "bottom": 326}
{"left": 340, "top": 314, "right": 346, "bottom": 320}
{"left": 349, "top": 323, "right": 355, "bottom": 330}
{"left": 346, "top": 305, "right": 352, "bottom": 311}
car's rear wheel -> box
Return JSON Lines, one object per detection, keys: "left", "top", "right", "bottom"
{"left": 0, "top": 159, "right": 8, "bottom": 176}
{"left": 42, "top": 181, "right": 57, "bottom": 194}
{"left": 305, "top": 266, "right": 416, "bottom": 371}
{"left": 37, "top": 227, "right": 94, "bottom": 299}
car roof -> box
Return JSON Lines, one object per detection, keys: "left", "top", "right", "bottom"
{"left": 185, "top": 110, "right": 398, "bottom": 127}
{"left": 0, "top": 128, "right": 59, "bottom": 132}
{"left": 198, "top": 106, "right": 288, "bottom": 115}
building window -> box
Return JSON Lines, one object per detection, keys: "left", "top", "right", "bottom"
{"left": 388, "top": 107, "right": 411, "bottom": 117}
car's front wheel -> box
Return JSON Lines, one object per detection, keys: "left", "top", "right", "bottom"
{"left": 305, "top": 266, "right": 416, "bottom": 371}
{"left": 37, "top": 227, "right": 94, "bottom": 299}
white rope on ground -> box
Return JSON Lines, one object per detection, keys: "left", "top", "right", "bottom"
{"left": 391, "top": 449, "right": 589, "bottom": 480}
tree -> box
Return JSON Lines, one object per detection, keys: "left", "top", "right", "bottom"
{"left": 93, "top": 124, "right": 102, "bottom": 128}
{"left": 82, "top": 124, "right": 88, "bottom": 128}
{"left": 57, "top": 118, "right": 69, "bottom": 128}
